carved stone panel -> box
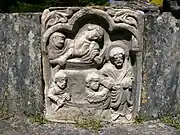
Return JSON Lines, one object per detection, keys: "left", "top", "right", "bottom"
{"left": 41, "top": 7, "right": 144, "bottom": 123}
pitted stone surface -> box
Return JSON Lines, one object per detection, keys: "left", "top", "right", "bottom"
{"left": 0, "top": 118, "right": 179, "bottom": 135}
{"left": 0, "top": 7, "right": 180, "bottom": 125}
{"left": 141, "top": 12, "right": 180, "bottom": 118}
{"left": 0, "top": 13, "right": 43, "bottom": 116}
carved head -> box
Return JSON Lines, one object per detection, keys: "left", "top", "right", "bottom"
{"left": 109, "top": 47, "right": 125, "bottom": 68}
{"left": 54, "top": 71, "right": 67, "bottom": 89}
{"left": 49, "top": 32, "right": 65, "bottom": 49}
{"left": 87, "top": 25, "right": 103, "bottom": 41}
{"left": 86, "top": 72, "right": 100, "bottom": 91}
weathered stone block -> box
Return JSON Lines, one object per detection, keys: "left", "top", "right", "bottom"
{"left": 41, "top": 7, "right": 144, "bottom": 123}
{"left": 0, "top": 13, "right": 43, "bottom": 116}
{"left": 141, "top": 12, "right": 180, "bottom": 118}
{"left": 0, "top": 6, "right": 179, "bottom": 124}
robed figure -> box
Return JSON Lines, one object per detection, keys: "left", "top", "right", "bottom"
{"left": 100, "top": 43, "right": 134, "bottom": 120}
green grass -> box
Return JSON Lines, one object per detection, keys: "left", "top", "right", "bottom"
{"left": 75, "top": 117, "right": 102, "bottom": 132}
{"left": 29, "top": 113, "right": 48, "bottom": 124}
{"left": 0, "top": 89, "right": 11, "bottom": 120}
{"left": 134, "top": 115, "right": 145, "bottom": 124}
{"left": 160, "top": 115, "right": 180, "bottom": 129}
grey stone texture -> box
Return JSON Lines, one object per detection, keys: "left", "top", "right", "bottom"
{"left": 0, "top": 13, "right": 43, "bottom": 117}
{"left": 0, "top": 118, "right": 179, "bottom": 135}
{"left": 0, "top": 6, "right": 180, "bottom": 126}
{"left": 110, "top": 0, "right": 160, "bottom": 15}
{"left": 163, "top": 0, "right": 180, "bottom": 19}
{"left": 141, "top": 12, "right": 180, "bottom": 118}
{"left": 166, "top": 0, "right": 180, "bottom": 10}
{"left": 0, "top": 120, "right": 23, "bottom": 135}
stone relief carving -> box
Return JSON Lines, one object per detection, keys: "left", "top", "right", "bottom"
{"left": 42, "top": 7, "right": 80, "bottom": 29}
{"left": 100, "top": 42, "right": 134, "bottom": 121}
{"left": 113, "top": 10, "right": 138, "bottom": 28}
{"left": 41, "top": 7, "right": 144, "bottom": 123}
{"left": 48, "top": 71, "right": 71, "bottom": 112}
{"left": 47, "top": 32, "right": 73, "bottom": 67}
{"left": 85, "top": 72, "right": 110, "bottom": 109}
{"left": 73, "top": 24, "right": 103, "bottom": 63}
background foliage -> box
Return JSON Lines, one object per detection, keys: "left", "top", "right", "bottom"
{"left": 0, "top": 0, "right": 108, "bottom": 13}
{"left": 0, "top": 0, "right": 166, "bottom": 13}
{"left": 149, "top": 0, "right": 163, "bottom": 6}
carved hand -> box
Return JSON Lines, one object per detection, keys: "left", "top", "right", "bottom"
{"left": 57, "top": 58, "right": 66, "bottom": 66}
{"left": 57, "top": 99, "right": 64, "bottom": 107}
{"left": 100, "top": 77, "right": 114, "bottom": 89}
{"left": 94, "top": 56, "right": 102, "bottom": 64}
{"left": 112, "top": 84, "right": 121, "bottom": 90}
{"left": 63, "top": 93, "right": 71, "bottom": 101}
{"left": 121, "top": 81, "right": 131, "bottom": 89}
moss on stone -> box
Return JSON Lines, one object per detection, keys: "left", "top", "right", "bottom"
{"left": 149, "top": 0, "right": 163, "bottom": 6}
{"left": 75, "top": 117, "right": 102, "bottom": 132}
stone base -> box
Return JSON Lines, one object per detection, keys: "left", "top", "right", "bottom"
{"left": 46, "top": 107, "right": 133, "bottom": 124}
{"left": 45, "top": 69, "right": 133, "bottom": 123}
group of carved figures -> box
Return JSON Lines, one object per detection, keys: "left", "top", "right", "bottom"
{"left": 47, "top": 24, "right": 103, "bottom": 68}
{"left": 47, "top": 24, "right": 135, "bottom": 121}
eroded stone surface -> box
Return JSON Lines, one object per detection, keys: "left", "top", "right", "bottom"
{"left": 41, "top": 7, "right": 144, "bottom": 123}
{"left": 0, "top": 5, "right": 179, "bottom": 126}
{"left": 141, "top": 12, "right": 180, "bottom": 118}
{"left": 0, "top": 13, "right": 43, "bottom": 116}
{"left": 1, "top": 118, "right": 179, "bottom": 135}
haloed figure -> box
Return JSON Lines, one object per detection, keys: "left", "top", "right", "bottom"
{"left": 110, "top": 47, "right": 125, "bottom": 69}
{"left": 101, "top": 45, "right": 134, "bottom": 121}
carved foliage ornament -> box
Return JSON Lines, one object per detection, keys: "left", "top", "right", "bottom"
{"left": 41, "top": 7, "right": 144, "bottom": 123}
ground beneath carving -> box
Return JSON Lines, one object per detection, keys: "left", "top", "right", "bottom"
{"left": 0, "top": 116, "right": 179, "bottom": 135}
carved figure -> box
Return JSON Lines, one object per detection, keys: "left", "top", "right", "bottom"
{"left": 47, "top": 32, "right": 73, "bottom": 67}
{"left": 101, "top": 44, "right": 134, "bottom": 120}
{"left": 86, "top": 72, "right": 110, "bottom": 108}
{"left": 73, "top": 25, "right": 104, "bottom": 63}
{"left": 48, "top": 71, "right": 71, "bottom": 111}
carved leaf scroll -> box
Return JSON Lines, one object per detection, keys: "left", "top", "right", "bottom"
{"left": 45, "top": 11, "right": 68, "bottom": 29}
{"left": 42, "top": 8, "right": 80, "bottom": 30}
{"left": 113, "top": 10, "right": 138, "bottom": 29}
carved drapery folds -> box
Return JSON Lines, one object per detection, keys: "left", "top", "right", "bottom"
{"left": 41, "top": 7, "right": 144, "bottom": 123}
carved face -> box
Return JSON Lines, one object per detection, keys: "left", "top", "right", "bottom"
{"left": 56, "top": 77, "right": 67, "bottom": 89}
{"left": 88, "top": 29, "right": 102, "bottom": 40}
{"left": 110, "top": 47, "right": 125, "bottom": 68}
{"left": 50, "top": 33, "right": 66, "bottom": 49}
{"left": 89, "top": 78, "right": 100, "bottom": 91}
{"left": 112, "top": 53, "right": 124, "bottom": 68}
{"left": 52, "top": 35, "right": 65, "bottom": 49}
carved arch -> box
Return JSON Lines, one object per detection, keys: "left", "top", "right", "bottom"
{"left": 42, "top": 8, "right": 143, "bottom": 53}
